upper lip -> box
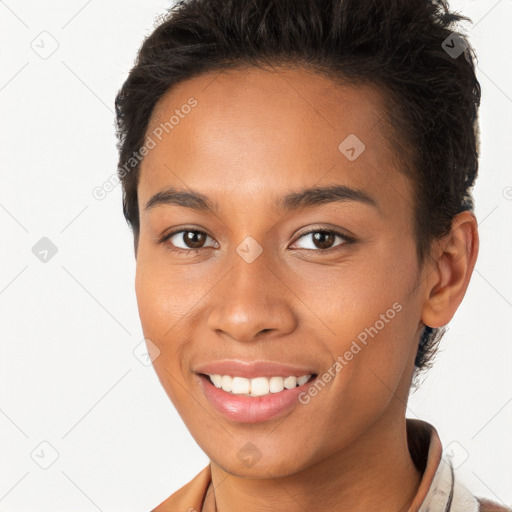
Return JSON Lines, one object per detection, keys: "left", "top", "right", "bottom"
{"left": 193, "top": 359, "right": 317, "bottom": 379}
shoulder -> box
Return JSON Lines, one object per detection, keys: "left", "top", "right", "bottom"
{"left": 476, "top": 497, "right": 512, "bottom": 512}
{"left": 152, "top": 464, "right": 211, "bottom": 512}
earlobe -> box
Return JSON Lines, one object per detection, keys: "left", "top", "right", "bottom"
{"left": 421, "top": 211, "right": 479, "bottom": 329}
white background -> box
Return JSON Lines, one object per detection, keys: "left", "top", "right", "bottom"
{"left": 0, "top": 0, "right": 511, "bottom": 510}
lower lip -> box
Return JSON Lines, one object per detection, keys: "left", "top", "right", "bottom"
{"left": 197, "top": 374, "right": 317, "bottom": 423}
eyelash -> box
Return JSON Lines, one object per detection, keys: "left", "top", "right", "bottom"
{"left": 159, "top": 228, "right": 355, "bottom": 255}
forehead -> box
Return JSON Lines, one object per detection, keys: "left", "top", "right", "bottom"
{"left": 138, "top": 65, "right": 413, "bottom": 220}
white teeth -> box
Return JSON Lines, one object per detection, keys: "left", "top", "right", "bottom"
{"left": 221, "top": 375, "right": 232, "bottom": 392}
{"left": 297, "top": 375, "right": 309, "bottom": 386}
{"left": 210, "top": 374, "right": 223, "bottom": 388}
{"left": 207, "top": 374, "right": 313, "bottom": 397}
{"left": 283, "top": 376, "right": 297, "bottom": 389}
{"left": 251, "top": 377, "right": 270, "bottom": 397}
{"left": 269, "top": 376, "right": 284, "bottom": 393}
{"left": 231, "top": 376, "right": 250, "bottom": 394}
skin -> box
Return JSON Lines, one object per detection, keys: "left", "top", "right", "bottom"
{"left": 134, "top": 65, "right": 479, "bottom": 512}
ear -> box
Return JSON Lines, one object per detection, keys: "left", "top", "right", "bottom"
{"left": 421, "top": 211, "right": 479, "bottom": 329}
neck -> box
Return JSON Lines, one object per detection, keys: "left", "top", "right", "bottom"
{"left": 206, "top": 415, "right": 422, "bottom": 512}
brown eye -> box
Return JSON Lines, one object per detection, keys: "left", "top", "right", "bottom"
{"left": 292, "top": 229, "right": 351, "bottom": 252}
{"left": 311, "top": 231, "right": 336, "bottom": 250}
{"left": 181, "top": 231, "right": 207, "bottom": 249}
{"left": 164, "top": 229, "right": 218, "bottom": 252}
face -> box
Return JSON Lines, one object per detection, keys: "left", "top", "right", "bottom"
{"left": 135, "top": 66, "right": 429, "bottom": 477}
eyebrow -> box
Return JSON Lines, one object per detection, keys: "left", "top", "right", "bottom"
{"left": 144, "top": 184, "right": 379, "bottom": 213}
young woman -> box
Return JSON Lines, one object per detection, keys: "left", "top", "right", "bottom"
{"left": 114, "top": 1, "right": 510, "bottom": 510}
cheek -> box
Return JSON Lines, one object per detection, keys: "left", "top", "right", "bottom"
{"left": 135, "top": 251, "right": 183, "bottom": 367}
{"left": 135, "top": 257, "right": 194, "bottom": 408}
{"left": 135, "top": 260, "right": 165, "bottom": 338}
{"left": 310, "top": 248, "right": 414, "bottom": 339}
{"left": 134, "top": 247, "right": 212, "bottom": 382}
{"left": 314, "top": 246, "right": 419, "bottom": 405}
{"left": 310, "top": 308, "right": 416, "bottom": 445}
{"left": 135, "top": 244, "right": 195, "bottom": 337}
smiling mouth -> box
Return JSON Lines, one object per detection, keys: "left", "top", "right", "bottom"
{"left": 199, "top": 373, "right": 317, "bottom": 397}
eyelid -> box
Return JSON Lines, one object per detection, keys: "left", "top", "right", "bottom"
{"left": 289, "top": 227, "right": 355, "bottom": 251}
{"left": 160, "top": 226, "right": 355, "bottom": 254}
{"left": 159, "top": 227, "right": 218, "bottom": 251}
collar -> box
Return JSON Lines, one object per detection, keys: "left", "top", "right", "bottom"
{"left": 153, "top": 418, "right": 481, "bottom": 512}
{"left": 406, "top": 418, "right": 479, "bottom": 512}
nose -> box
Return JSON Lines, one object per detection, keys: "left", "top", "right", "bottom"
{"left": 206, "top": 250, "right": 298, "bottom": 343}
